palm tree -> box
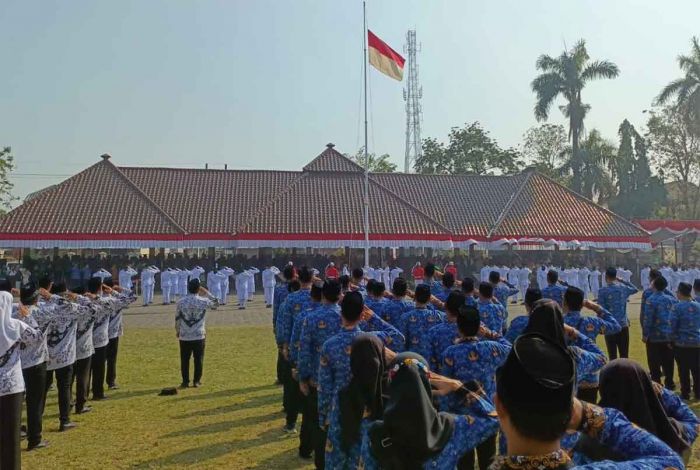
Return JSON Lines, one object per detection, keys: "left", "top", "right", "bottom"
{"left": 559, "top": 129, "right": 616, "bottom": 202}
{"left": 531, "top": 40, "right": 619, "bottom": 194}
{"left": 656, "top": 37, "right": 700, "bottom": 135}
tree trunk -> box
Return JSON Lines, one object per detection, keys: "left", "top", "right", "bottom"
{"left": 571, "top": 124, "right": 582, "bottom": 194}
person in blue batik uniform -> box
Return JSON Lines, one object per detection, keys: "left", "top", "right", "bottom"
{"left": 418, "top": 263, "right": 443, "bottom": 299}
{"left": 541, "top": 269, "right": 567, "bottom": 306}
{"left": 273, "top": 266, "right": 296, "bottom": 385}
{"left": 427, "top": 291, "right": 466, "bottom": 373}
{"left": 694, "top": 279, "right": 700, "bottom": 302}
{"left": 563, "top": 287, "right": 620, "bottom": 403}
{"left": 598, "top": 267, "right": 638, "bottom": 360}
{"left": 460, "top": 277, "right": 479, "bottom": 308}
{"left": 476, "top": 282, "right": 507, "bottom": 335}
{"left": 504, "top": 288, "right": 542, "bottom": 343}
{"left": 359, "top": 352, "right": 500, "bottom": 470}
{"left": 297, "top": 280, "right": 343, "bottom": 467}
{"left": 435, "top": 272, "right": 457, "bottom": 303}
{"left": 363, "top": 281, "right": 388, "bottom": 319}
{"left": 380, "top": 278, "right": 414, "bottom": 326}
{"left": 350, "top": 268, "right": 368, "bottom": 298}
{"left": 570, "top": 359, "right": 697, "bottom": 467}
{"left": 489, "top": 271, "right": 518, "bottom": 316}
{"left": 492, "top": 334, "right": 683, "bottom": 470}
{"left": 318, "top": 291, "right": 403, "bottom": 469}
{"left": 672, "top": 281, "right": 700, "bottom": 399}
{"left": 441, "top": 306, "right": 510, "bottom": 470}
{"left": 639, "top": 268, "right": 670, "bottom": 328}
{"left": 398, "top": 284, "right": 445, "bottom": 362}
{"left": 642, "top": 276, "right": 678, "bottom": 390}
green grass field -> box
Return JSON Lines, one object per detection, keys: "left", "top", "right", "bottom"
{"left": 22, "top": 320, "right": 700, "bottom": 469}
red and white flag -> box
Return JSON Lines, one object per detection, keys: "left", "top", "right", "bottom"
{"left": 367, "top": 30, "right": 405, "bottom": 81}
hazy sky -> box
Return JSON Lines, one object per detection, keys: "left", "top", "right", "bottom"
{"left": 1, "top": 0, "right": 697, "bottom": 203}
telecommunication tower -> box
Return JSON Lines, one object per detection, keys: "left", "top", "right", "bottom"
{"left": 403, "top": 30, "right": 423, "bottom": 173}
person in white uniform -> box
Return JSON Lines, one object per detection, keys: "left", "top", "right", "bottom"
{"left": 140, "top": 267, "right": 154, "bottom": 306}
{"left": 640, "top": 265, "right": 651, "bottom": 291}
{"left": 262, "top": 266, "right": 280, "bottom": 308}
{"left": 235, "top": 270, "right": 252, "bottom": 310}
{"left": 381, "top": 266, "right": 391, "bottom": 287}
{"left": 118, "top": 266, "right": 137, "bottom": 290}
{"left": 92, "top": 269, "right": 112, "bottom": 282}
{"left": 218, "top": 267, "right": 235, "bottom": 304}
{"left": 247, "top": 267, "right": 259, "bottom": 300}
{"left": 206, "top": 270, "right": 223, "bottom": 302}
{"left": 578, "top": 266, "right": 591, "bottom": 299}
{"left": 590, "top": 267, "right": 602, "bottom": 300}
{"left": 160, "top": 269, "right": 173, "bottom": 305}
{"left": 517, "top": 265, "right": 531, "bottom": 301}
{"left": 390, "top": 266, "right": 403, "bottom": 285}
{"left": 507, "top": 267, "right": 520, "bottom": 303}
{"left": 537, "top": 265, "right": 548, "bottom": 289}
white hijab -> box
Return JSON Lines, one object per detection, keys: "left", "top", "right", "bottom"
{"left": 0, "top": 291, "right": 24, "bottom": 356}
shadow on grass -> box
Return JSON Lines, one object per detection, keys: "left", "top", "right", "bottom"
{"left": 176, "top": 393, "right": 281, "bottom": 419}
{"left": 245, "top": 448, "right": 311, "bottom": 470}
{"left": 176, "top": 384, "right": 278, "bottom": 401}
{"left": 162, "top": 412, "right": 281, "bottom": 438}
{"left": 133, "top": 428, "right": 289, "bottom": 468}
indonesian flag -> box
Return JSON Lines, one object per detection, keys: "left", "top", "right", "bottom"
{"left": 368, "top": 30, "right": 405, "bottom": 81}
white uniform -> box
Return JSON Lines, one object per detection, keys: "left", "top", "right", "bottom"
{"left": 507, "top": 268, "right": 520, "bottom": 302}
{"left": 160, "top": 269, "right": 171, "bottom": 304}
{"left": 93, "top": 269, "right": 112, "bottom": 281}
{"left": 190, "top": 266, "right": 205, "bottom": 284}
{"left": 381, "top": 267, "right": 391, "bottom": 287}
{"left": 590, "top": 269, "right": 601, "bottom": 298}
{"left": 262, "top": 267, "right": 280, "bottom": 307}
{"left": 537, "top": 267, "right": 547, "bottom": 289}
{"left": 141, "top": 266, "right": 159, "bottom": 305}
{"left": 218, "top": 267, "right": 235, "bottom": 304}
{"left": 620, "top": 268, "right": 633, "bottom": 284}
{"left": 517, "top": 267, "right": 531, "bottom": 301}
{"left": 207, "top": 270, "right": 223, "bottom": 300}
{"left": 247, "top": 267, "right": 259, "bottom": 299}
{"left": 176, "top": 269, "right": 189, "bottom": 297}
{"left": 480, "top": 266, "right": 491, "bottom": 283}
{"left": 236, "top": 271, "right": 252, "bottom": 309}
{"left": 578, "top": 267, "right": 591, "bottom": 298}
{"left": 640, "top": 267, "right": 651, "bottom": 290}
{"left": 118, "top": 267, "right": 137, "bottom": 290}
{"left": 342, "top": 265, "right": 350, "bottom": 277}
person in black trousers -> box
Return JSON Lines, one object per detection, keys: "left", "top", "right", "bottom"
{"left": 672, "top": 282, "right": 700, "bottom": 400}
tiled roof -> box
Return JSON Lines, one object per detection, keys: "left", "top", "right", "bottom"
{"left": 0, "top": 156, "right": 183, "bottom": 235}
{"left": 490, "top": 171, "right": 649, "bottom": 239}
{"left": 302, "top": 144, "right": 364, "bottom": 173}
{"left": 0, "top": 145, "right": 649, "bottom": 246}
{"left": 237, "top": 172, "right": 451, "bottom": 236}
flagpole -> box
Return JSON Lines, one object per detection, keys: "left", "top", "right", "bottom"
{"left": 362, "top": 0, "right": 370, "bottom": 269}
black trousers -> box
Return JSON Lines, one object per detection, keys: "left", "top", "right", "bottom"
{"left": 276, "top": 350, "right": 284, "bottom": 384}
{"left": 106, "top": 337, "right": 119, "bottom": 387}
{"left": 22, "top": 362, "right": 47, "bottom": 447}
{"left": 308, "top": 386, "right": 326, "bottom": 470}
{"left": 46, "top": 364, "right": 73, "bottom": 424}
{"left": 577, "top": 386, "right": 599, "bottom": 404}
{"left": 0, "top": 392, "right": 23, "bottom": 470}
{"left": 604, "top": 326, "right": 629, "bottom": 360}
{"left": 179, "top": 339, "right": 205, "bottom": 384}
{"left": 74, "top": 356, "right": 92, "bottom": 411}
{"left": 458, "top": 433, "right": 497, "bottom": 470}
{"left": 280, "top": 358, "right": 299, "bottom": 427}
{"left": 675, "top": 346, "right": 700, "bottom": 399}
{"left": 91, "top": 346, "right": 108, "bottom": 399}
{"left": 647, "top": 341, "right": 676, "bottom": 389}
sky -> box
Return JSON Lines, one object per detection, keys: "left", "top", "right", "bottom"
{"left": 1, "top": 0, "right": 698, "bottom": 203}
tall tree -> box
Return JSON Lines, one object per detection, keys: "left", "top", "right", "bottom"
{"left": 646, "top": 106, "right": 700, "bottom": 219}
{"left": 0, "top": 147, "right": 16, "bottom": 213}
{"left": 521, "top": 123, "right": 568, "bottom": 180}
{"left": 347, "top": 148, "right": 397, "bottom": 173}
{"left": 416, "top": 122, "right": 522, "bottom": 175}
{"left": 655, "top": 37, "right": 700, "bottom": 136}
{"left": 614, "top": 119, "right": 636, "bottom": 195}
{"left": 560, "top": 129, "right": 616, "bottom": 202}
{"left": 531, "top": 40, "right": 620, "bottom": 194}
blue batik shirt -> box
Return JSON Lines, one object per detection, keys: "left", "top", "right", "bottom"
{"left": 276, "top": 288, "right": 313, "bottom": 345}
{"left": 505, "top": 315, "right": 528, "bottom": 343}
{"left": 642, "top": 291, "right": 678, "bottom": 342}
{"left": 659, "top": 387, "right": 700, "bottom": 444}
{"left": 672, "top": 299, "right": 700, "bottom": 347}
{"left": 464, "top": 295, "right": 478, "bottom": 308}
{"left": 419, "top": 278, "right": 443, "bottom": 299}
{"left": 426, "top": 320, "right": 460, "bottom": 372}
{"left": 477, "top": 300, "right": 506, "bottom": 335}
{"left": 564, "top": 309, "right": 620, "bottom": 387}
{"left": 493, "top": 283, "right": 518, "bottom": 313}
{"left": 297, "top": 303, "right": 342, "bottom": 384}
{"left": 289, "top": 301, "right": 321, "bottom": 367}
{"left": 542, "top": 283, "right": 567, "bottom": 306}
{"left": 364, "top": 297, "right": 388, "bottom": 318}
{"left": 598, "top": 281, "right": 638, "bottom": 328}
{"left": 640, "top": 287, "right": 673, "bottom": 327}
{"left": 399, "top": 306, "right": 446, "bottom": 361}
{"left": 380, "top": 297, "right": 414, "bottom": 326}
{"left": 441, "top": 336, "right": 511, "bottom": 407}
{"left": 519, "top": 405, "right": 684, "bottom": 470}
{"left": 359, "top": 397, "right": 500, "bottom": 470}
{"left": 567, "top": 330, "right": 608, "bottom": 389}
{"left": 272, "top": 283, "right": 290, "bottom": 330}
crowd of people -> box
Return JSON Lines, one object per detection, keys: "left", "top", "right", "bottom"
{"left": 270, "top": 262, "right": 700, "bottom": 469}
{"left": 3, "top": 256, "right": 700, "bottom": 469}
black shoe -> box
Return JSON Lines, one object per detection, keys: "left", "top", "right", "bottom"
{"left": 179, "top": 383, "right": 189, "bottom": 389}
{"left": 59, "top": 422, "right": 77, "bottom": 432}
{"left": 108, "top": 384, "right": 119, "bottom": 390}
{"left": 76, "top": 405, "right": 92, "bottom": 414}
{"left": 92, "top": 395, "right": 109, "bottom": 401}
{"left": 27, "top": 440, "right": 49, "bottom": 451}
{"left": 192, "top": 382, "right": 201, "bottom": 388}
{"left": 682, "top": 394, "right": 691, "bottom": 400}
{"left": 299, "top": 451, "right": 313, "bottom": 459}
{"left": 266, "top": 305, "right": 272, "bottom": 308}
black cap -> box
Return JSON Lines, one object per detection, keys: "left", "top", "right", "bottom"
{"left": 497, "top": 333, "right": 575, "bottom": 414}
{"left": 20, "top": 284, "right": 38, "bottom": 305}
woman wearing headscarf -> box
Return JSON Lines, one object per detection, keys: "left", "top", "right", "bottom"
{"left": 0, "top": 290, "right": 43, "bottom": 470}
{"left": 571, "top": 359, "right": 698, "bottom": 465}
{"left": 523, "top": 299, "right": 607, "bottom": 388}
{"left": 358, "top": 352, "right": 499, "bottom": 470}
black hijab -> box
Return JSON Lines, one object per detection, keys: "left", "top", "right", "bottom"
{"left": 598, "top": 359, "right": 689, "bottom": 455}
{"left": 368, "top": 352, "right": 455, "bottom": 470}
{"left": 338, "top": 334, "right": 386, "bottom": 452}
{"left": 523, "top": 299, "right": 567, "bottom": 349}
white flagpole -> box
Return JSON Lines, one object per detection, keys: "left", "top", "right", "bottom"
{"left": 363, "top": 0, "right": 370, "bottom": 268}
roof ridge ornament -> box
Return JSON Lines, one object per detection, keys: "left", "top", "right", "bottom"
{"left": 100, "top": 153, "right": 111, "bottom": 160}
